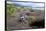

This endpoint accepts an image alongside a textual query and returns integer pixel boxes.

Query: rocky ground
[7,10,45,30]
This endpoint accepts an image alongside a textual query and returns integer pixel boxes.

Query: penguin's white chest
[21,16,25,20]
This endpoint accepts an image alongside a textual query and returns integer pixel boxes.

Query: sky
[7,1,44,10]
[7,1,44,8]
[14,2,44,8]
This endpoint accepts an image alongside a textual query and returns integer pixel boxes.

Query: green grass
[7,4,16,16]
[7,4,32,16]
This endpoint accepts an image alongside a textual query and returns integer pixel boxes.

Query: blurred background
[6,0,45,30]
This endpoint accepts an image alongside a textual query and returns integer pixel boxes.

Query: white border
[0,0,5,31]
